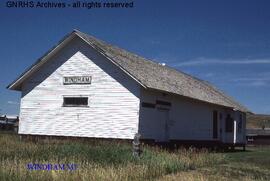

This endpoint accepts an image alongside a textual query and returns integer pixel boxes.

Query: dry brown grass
[0,132,269,181]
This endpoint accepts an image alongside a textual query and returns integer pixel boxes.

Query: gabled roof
[7,30,250,112]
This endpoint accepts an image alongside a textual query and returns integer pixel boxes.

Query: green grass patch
[0,133,270,180]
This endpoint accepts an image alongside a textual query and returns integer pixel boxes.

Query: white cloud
[191,70,270,87]
[249,81,267,87]
[203,73,215,77]
[7,101,19,105]
[155,55,270,87]
[231,72,270,87]
[174,57,270,67]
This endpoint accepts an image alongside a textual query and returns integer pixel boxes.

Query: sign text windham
[63,76,92,85]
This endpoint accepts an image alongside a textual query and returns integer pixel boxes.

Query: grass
[158,147,270,181]
[0,132,269,181]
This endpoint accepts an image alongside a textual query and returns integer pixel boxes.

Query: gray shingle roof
[7,30,250,112]
[75,30,249,112]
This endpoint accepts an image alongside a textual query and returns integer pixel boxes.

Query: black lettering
[36,2,65,8]
[29,1,34,7]
[72,2,80,8]
[103,2,134,8]
[6,1,15,8]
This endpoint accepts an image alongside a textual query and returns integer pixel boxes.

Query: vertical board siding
[19,37,140,139]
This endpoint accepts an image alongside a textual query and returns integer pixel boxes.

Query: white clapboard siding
[19,36,140,139]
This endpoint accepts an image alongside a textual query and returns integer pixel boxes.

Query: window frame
[156,100,171,106]
[62,96,89,107]
[141,102,155,108]
[213,110,218,139]
[225,114,234,133]
[238,113,243,133]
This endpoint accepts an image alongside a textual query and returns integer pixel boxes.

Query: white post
[233,120,237,144]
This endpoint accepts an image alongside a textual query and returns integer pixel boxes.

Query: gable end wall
[19,37,140,139]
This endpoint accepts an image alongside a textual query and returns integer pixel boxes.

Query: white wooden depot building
[8,30,249,147]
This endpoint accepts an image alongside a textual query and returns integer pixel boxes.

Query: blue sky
[1,0,270,115]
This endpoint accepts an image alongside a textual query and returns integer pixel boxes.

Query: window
[225,114,233,132]
[156,100,171,106]
[238,114,243,133]
[141,102,155,108]
[63,97,88,107]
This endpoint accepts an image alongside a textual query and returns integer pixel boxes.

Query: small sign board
[63,76,92,85]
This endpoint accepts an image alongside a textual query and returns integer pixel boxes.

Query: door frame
[156,107,170,142]
[213,110,218,140]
